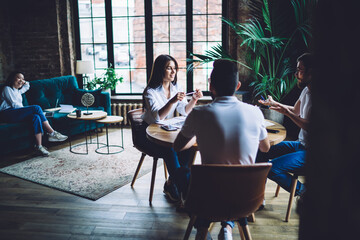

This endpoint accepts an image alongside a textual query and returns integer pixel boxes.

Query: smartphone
[266,128,279,133]
[161,125,178,131]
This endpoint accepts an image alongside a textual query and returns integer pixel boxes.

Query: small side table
[67,110,107,155]
[95,116,124,154]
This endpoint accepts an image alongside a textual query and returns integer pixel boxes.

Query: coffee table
[95,116,124,154]
[67,110,107,154]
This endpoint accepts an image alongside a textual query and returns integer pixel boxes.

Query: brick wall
[0,0,75,83]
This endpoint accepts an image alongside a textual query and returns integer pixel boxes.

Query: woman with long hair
[0,71,68,156]
[140,54,202,202]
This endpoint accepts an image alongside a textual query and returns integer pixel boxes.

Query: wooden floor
[0,128,300,240]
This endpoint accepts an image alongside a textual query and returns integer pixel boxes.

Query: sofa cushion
[26,76,78,109]
[72,88,103,108]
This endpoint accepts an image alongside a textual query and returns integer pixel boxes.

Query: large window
[76,0,224,95]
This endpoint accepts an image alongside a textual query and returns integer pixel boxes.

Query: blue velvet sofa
[0,75,111,155]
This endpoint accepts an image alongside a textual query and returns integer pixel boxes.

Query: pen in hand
[186,91,195,96]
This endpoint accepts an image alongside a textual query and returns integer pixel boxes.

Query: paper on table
[264,120,275,127]
[59,104,76,113]
[157,116,186,129]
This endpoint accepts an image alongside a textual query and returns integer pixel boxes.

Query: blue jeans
[0,105,47,134]
[174,167,247,229]
[256,141,306,195]
[136,123,193,183]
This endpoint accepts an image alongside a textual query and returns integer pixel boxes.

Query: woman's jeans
[256,141,306,196]
[136,122,193,183]
[0,105,47,134]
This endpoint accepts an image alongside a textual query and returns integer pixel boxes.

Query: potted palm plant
[188,0,316,122]
[86,65,123,95]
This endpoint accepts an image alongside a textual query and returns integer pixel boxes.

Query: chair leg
[248,213,256,223]
[163,161,168,180]
[285,177,298,222]
[149,157,158,204]
[237,222,252,240]
[131,153,146,187]
[183,215,197,240]
[275,184,280,197]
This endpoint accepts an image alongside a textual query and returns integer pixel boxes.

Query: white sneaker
[48,131,68,142]
[35,145,50,157]
[218,227,233,240]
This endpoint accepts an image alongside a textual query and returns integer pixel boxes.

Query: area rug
[0,128,159,200]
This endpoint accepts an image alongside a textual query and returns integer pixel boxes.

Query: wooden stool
[95,116,124,154]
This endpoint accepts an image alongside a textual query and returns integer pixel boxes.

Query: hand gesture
[169,92,185,104]
[258,95,277,107]
[192,89,203,101]
[270,104,290,116]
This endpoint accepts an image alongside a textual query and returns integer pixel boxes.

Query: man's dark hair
[297,53,313,72]
[210,59,238,96]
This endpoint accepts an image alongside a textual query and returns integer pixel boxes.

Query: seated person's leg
[256,141,300,163]
[174,167,191,199]
[268,149,306,195]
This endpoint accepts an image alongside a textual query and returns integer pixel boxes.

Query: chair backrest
[185,163,272,222]
[127,108,145,147]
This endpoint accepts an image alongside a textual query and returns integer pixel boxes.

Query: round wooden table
[67,110,108,154]
[146,119,286,148]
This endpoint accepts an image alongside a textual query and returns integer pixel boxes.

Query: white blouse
[142,83,188,124]
[0,83,30,111]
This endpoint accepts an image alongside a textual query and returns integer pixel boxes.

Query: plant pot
[260,107,284,125]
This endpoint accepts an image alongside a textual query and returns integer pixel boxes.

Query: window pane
[170,43,186,69]
[91,0,105,17]
[78,0,91,17]
[153,43,170,58]
[208,15,222,41]
[79,19,93,43]
[81,44,96,61]
[193,15,207,42]
[130,69,147,94]
[115,69,130,93]
[133,17,145,42]
[152,0,168,15]
[193,0,206,14]
[170,0,186,15]
[176,70,187,92]
[208,0,222,14]
[95,44,107,69]
[112,0,127,16]
[194,67,211,91]
[153,16,169,42]
[130,43,146,68]
[170,16,186,42]
[93,18,106,43]
[115,69,148,94]
[114,44,130,67]
[113,18,128,43]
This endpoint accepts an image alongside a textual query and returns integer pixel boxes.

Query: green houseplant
[86,65,123,92]
[188,0,316,103]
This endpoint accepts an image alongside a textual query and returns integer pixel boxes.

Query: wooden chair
[127,108,168,204]
[183,163,272,240]
[274,172,305,222]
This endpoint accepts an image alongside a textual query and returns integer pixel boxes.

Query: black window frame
[74,0,229,95]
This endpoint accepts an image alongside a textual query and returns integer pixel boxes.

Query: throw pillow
[72,88,102,108]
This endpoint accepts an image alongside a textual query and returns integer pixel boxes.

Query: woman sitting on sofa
[0,71,68,156]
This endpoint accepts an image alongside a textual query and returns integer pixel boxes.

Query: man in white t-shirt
[173,59,270,240]
[257,53,313,205]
